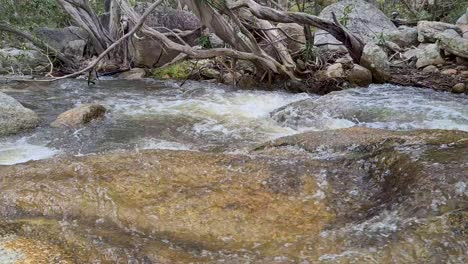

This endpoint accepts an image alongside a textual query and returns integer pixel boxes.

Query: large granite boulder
[129,7,201,67]
[314,0,397,51]
[436,29,468,59]
[34,26,89,62]
[0,92,40,136]
[383,26,419,48]
[277,23,306,53]
[0,48,48,74]
[417,21,462,43]
[455,8,467,25]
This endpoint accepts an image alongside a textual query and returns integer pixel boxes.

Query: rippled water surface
[1,80,467,165]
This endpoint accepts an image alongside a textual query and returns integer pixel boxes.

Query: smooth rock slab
[0,128,466,263]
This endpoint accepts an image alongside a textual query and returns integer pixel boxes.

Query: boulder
[0,92,40,136]
[326,63,345,78]
[383,26,419,48]
[360,43,390,83]
[461,25,468,39]
[314,0,396,51]
[34,26,89,61]
[348,64,372,86]
[416,44,445,68]
[417,21,462,43]
[277,23,306,53]
[422,65,439,73]
[118,68,146,80]
[441,69,457,75]
[208,33,224,48]
[452,83,465,94]
[51,104,106,128]
[436,29,468,59]
[456,8,467,25]
[222,72,241,84]
[0,48,48,74]
[402,47,421,60]
[129,7,201,67]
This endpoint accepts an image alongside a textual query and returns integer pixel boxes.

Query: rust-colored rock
[51,104,106,128]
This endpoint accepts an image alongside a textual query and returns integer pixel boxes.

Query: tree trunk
[228,0,365,62]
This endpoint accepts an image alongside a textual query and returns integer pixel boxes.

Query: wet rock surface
[0,127,467,263]
[51,103,106,128]
[0,92,40,136]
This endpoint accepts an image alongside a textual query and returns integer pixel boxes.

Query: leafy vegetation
[152,61,193,79]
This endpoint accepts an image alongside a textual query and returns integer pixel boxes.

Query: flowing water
[0,80,467,263]
[1,80,467,165]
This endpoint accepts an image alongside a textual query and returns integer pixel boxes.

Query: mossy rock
[152,61,193,80]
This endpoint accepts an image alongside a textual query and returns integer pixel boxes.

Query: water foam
[0,138,58,165]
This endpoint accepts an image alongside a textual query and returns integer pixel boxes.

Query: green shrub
[152,61,193,80]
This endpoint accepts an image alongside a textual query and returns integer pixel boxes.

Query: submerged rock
[0,92,40,136]
[0,128,466,263]
[51,104,106,128]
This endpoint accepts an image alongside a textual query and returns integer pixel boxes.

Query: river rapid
[0,80,467,263]
[1,80,467,165]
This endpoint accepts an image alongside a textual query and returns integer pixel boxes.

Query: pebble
[452,83,466,94]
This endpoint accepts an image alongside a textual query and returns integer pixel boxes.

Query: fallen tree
[0,0,366,81]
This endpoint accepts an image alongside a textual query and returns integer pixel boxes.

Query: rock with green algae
[0,127,466,263]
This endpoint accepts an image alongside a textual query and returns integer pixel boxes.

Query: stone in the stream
[118,68,146,80]
[326,63,344,78]
[314,0,396,51]
[416,44,445,68]
[0,92,40,136]
[417,21,462,43]
[452,83,466,94]
[0,128,466,263]
[348,64,372,87]
[51,104,106,128]
[360,43,390,83]
[436,29,468,59]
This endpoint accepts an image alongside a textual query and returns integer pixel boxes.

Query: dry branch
[228,0,364,62]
